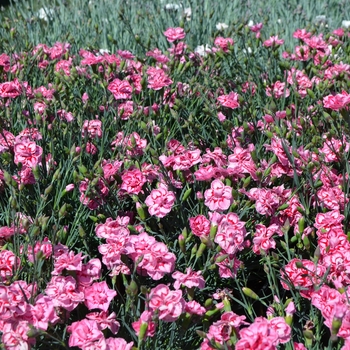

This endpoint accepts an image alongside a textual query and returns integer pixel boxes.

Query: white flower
[195,44,211,57]
[164,3,181,11]
[247,20,254,27]
[36,7,54,21]
[183,7,192,21]
[342,20,350,28]
[314,15,327,25]
[98,49,110,55]
[216,22,228,30]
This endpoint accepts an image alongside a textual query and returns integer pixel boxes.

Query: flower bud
[242,287,259,300]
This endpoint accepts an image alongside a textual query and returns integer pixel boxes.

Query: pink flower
[0,79,22,98]
[266,81,290,98]
[263,35,284,47]
[132,310,156,338]
[121,168,146,195]
[67,319,104,348]
[108,78,133,99]
[77,258,102,286]
[14,140,43,168]
[84,281,117,312]
[82,92,89,103]
[147,67,173,90]
[55,59,72,75]
[105,338,134,350]
[79,177,109,210]
[185,300,206,315]
[164,27,186,42]
[52,250,85,275]
[0,250,20,282]
[82,119,103,138]
[172,268,205,289]
[217,92,240,109]
[86,311,120,334]
[323,92,350,110]
[280,258,327,299]
[148,284,185,321]
[204,179,233,211]
[2,321,35,350]
[45,275,84,311]
[189,215,211,237]
[214,37,234,52]
[145,183,176,218]
[50,42,70,60]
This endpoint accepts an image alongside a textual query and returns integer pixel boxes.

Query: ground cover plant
[2,0,350,349]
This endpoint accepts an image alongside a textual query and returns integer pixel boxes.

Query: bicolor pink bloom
[145,183,176,218]
[84,281,117,312]
[189,215,211,237]
[148,284,185,322]
[280,258,327,299]
[14,140,43,168]
[217,92,240,109]
[67,319,104,348]
[108,78,133,99]
[164,27,186,42]
[204,179,233,211]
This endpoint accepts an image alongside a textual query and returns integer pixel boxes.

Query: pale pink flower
[77,258,102,286]
[172,268,205,289]
[2,320,35,350]
[266,81,290,98]
[52,250,85,275]
[145,183,176,218]
[204,179,233,211]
